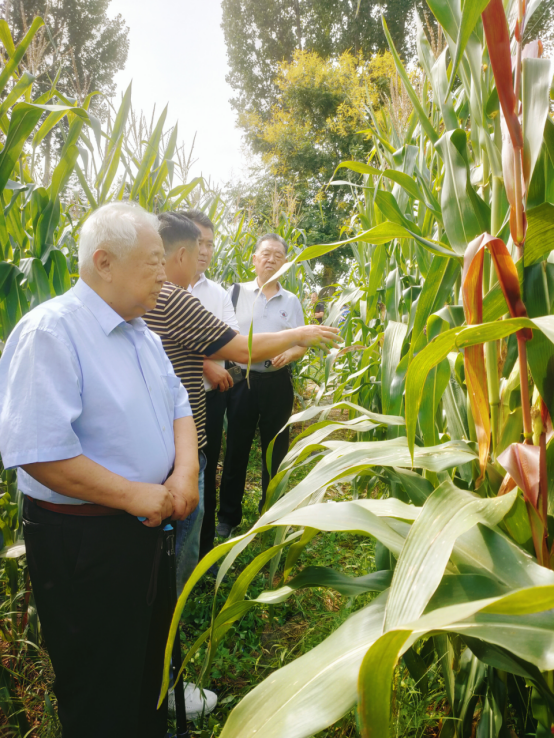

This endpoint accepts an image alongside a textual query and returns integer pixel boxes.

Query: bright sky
[108,0,246,187]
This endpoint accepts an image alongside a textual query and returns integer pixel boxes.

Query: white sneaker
[168,681,218,721]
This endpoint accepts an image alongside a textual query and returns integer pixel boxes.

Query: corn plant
[160,1,554,737]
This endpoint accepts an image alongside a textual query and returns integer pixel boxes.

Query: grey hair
[78,202,160,273]
[254,233,288,255]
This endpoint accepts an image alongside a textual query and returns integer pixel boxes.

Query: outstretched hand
[296,324,341,350]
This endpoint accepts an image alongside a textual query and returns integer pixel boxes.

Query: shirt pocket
[161,373,182,413]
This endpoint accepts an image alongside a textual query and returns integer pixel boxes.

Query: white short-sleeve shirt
[189,273,239,391]
[230,279,305,373]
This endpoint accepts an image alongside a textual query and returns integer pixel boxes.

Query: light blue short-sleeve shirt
[0,279,192,505]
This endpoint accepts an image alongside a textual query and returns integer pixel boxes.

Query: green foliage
[4,2,554,737]
[221,0,424,124]
[157,1,554,737]
[4,0,129,105]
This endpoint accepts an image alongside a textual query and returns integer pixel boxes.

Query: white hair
[78,201,160,273]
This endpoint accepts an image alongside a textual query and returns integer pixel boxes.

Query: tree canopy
[221,0,420,124]
[243,50,396,181]
[232,50,400,281]
[2,0,129,105]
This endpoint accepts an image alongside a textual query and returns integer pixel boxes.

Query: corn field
[3,0,554,736]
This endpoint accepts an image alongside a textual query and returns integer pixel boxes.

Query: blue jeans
[175,451,206,594]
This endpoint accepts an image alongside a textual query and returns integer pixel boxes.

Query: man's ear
[92,249,114,283]
[175,246,187,265]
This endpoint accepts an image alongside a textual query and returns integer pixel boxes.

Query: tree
[221,0,421,124]
[244,50,395,179]
[1,0,129,105]
[231,50,399,281]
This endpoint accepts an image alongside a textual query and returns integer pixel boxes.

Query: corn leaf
[432,49,459,131]
[359,630,412,738]
[129,105,168,200]
[425,0,459,40]
[408,256,450,364]
[381,16,438,146]
[405,316,554,459]
[220,593,389,738]
[481,0,523,150]
[49,144,79,200]
[0,20,16,58]
[436,130,483,254]
[332,162,425,201]
[524,202,554,266]
[0,72,35,120]
[448,0,490,96]
[0,16,44,95]
[522,58,553,188]
[382,321,408,416]
[498,444,541,507]
[296,222,456,261]
[462,235,490,479]
[95,82,133,191]
[384,481,517,629]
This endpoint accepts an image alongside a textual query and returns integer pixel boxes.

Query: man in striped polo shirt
[145,213,339,593]
[182,210,239,563]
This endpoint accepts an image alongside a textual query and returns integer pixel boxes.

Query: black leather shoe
[215,522,236,539]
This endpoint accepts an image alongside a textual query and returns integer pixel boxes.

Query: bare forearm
[251,331,303,362]
[172,416,199,481]
[212,331,299,364]
[211,324,339,363]
[22,453,176,526]
[286,346,308,361]
[21,455,134,508]
[162,416,200,519]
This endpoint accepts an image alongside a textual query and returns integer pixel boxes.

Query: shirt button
[162,426,166,431]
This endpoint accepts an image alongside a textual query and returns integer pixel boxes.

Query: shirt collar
[244,278,282,295]
[189,272,207,292]
[73,278,139,336]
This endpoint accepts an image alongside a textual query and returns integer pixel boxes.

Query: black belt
[241,367,291,379]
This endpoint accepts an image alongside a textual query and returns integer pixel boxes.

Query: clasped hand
[133,471,199,527]
[164,470,199,521]
[203,358,234,392]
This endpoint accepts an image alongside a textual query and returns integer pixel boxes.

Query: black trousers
[199,389,228,559]
[23,497,170,738]
[218,368,294,527]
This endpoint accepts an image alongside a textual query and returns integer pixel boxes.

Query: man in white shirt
[184,210,239,560]
[217,234,307,537]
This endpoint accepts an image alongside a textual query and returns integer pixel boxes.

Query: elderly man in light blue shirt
[0,202,199,738]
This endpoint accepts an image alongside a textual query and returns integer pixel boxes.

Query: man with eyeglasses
[216,234,307,538]
[182,210,239,561]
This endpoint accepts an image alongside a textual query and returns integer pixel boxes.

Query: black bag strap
[231,282,240,309]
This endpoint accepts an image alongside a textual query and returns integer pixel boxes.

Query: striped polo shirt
[144,282,236,448]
